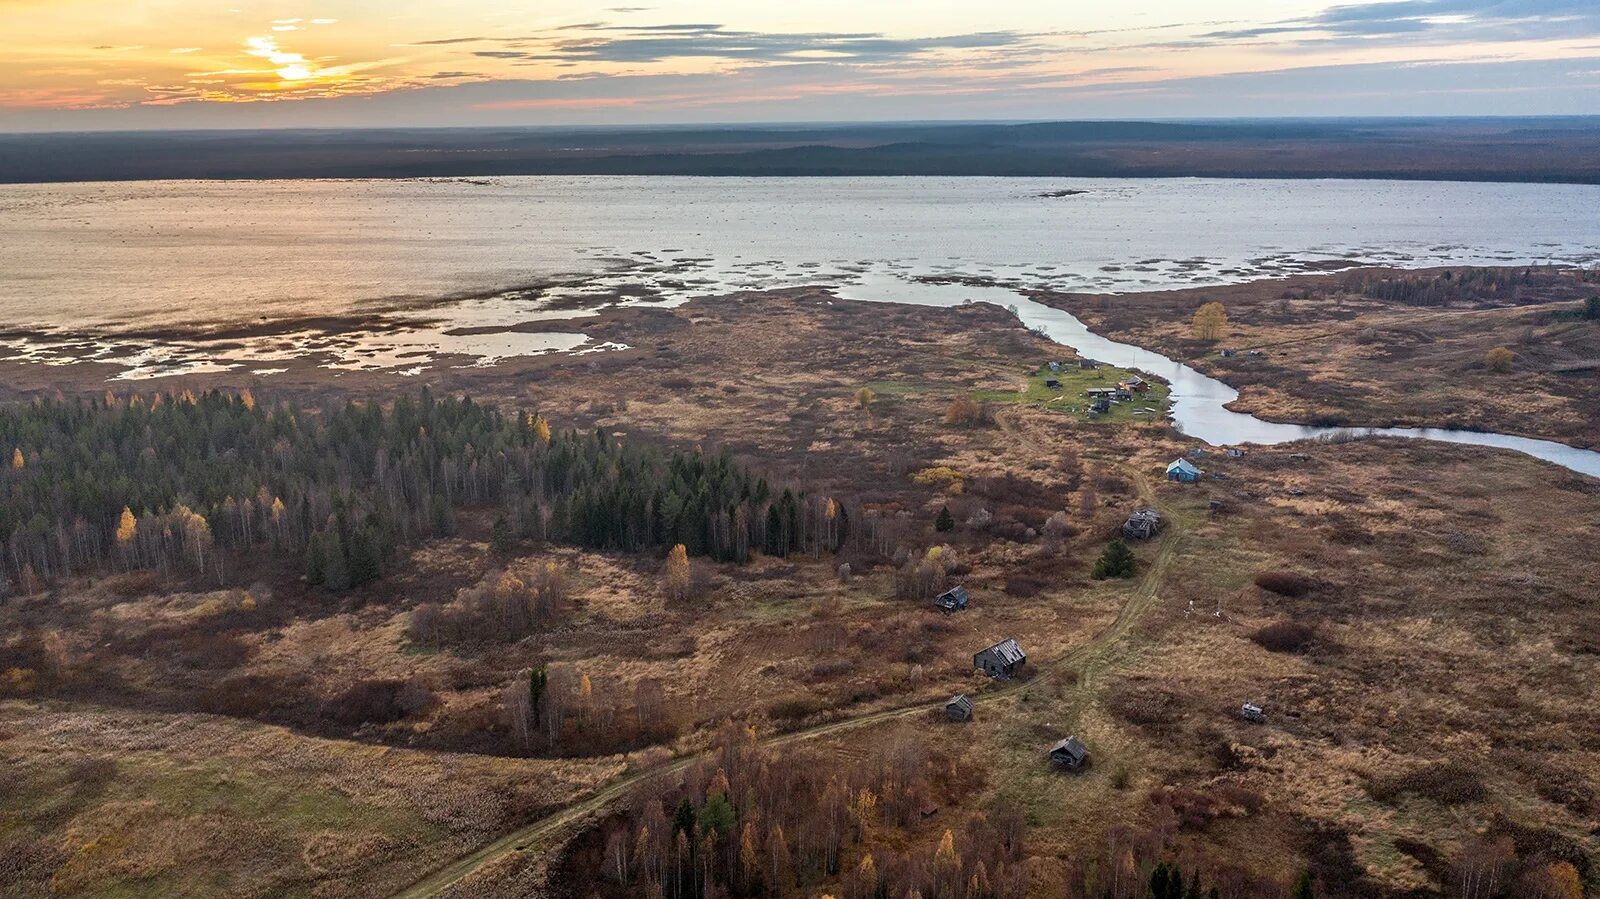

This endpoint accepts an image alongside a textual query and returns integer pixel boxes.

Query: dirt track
[395,413,1182,899]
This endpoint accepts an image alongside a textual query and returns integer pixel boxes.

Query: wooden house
[1119,377,1149,393]
[1166,458,1201,483]
[935,586,970,613]
[1240,703,1266,723]
[945,695,974,721]
[1049,736,1089,771]
[974,638,1026,679]
[1122,507,1162,540]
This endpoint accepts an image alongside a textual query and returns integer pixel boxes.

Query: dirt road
[396,414,1177,898]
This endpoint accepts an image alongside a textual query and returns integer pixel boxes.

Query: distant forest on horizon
[3,117,1599,184]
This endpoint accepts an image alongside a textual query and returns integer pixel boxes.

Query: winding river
[842,274,1600,479]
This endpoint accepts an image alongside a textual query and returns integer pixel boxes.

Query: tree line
[0,388,842,593]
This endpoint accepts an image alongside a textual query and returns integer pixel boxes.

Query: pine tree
[935,505,955,532]
[1290,870,1315,899]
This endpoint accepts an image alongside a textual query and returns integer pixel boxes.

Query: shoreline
[0,264,1595,466]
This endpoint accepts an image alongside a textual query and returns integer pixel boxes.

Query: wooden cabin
[1240,703,1266,723]
[1049,736,1089,771]
[1166,458,1202,483]
[945,695,974,721]
[1122,507,1162,540]
[974,638,1026,680]
[935,586,970,613]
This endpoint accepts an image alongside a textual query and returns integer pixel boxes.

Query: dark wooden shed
[944,694,974,721]
[974,638,1026,679]
[1122,507,1162,540]
[1049,736,1089,771]
[935,585,970,613]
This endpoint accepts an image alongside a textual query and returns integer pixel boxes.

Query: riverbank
[1035,266,1600,450]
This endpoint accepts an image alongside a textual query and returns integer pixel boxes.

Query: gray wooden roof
[982,638,1025,665]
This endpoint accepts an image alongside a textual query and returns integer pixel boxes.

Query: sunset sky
[2,0,1599,130]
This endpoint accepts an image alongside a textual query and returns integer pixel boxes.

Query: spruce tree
[304,532,326,585]
[1091,540,1136,580]
[935,505,955,532]
[491,515,514,554]
[1290,870,1315,899]
[321,531,353,591]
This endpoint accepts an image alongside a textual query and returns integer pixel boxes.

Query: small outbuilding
[1122,507,1162,540]
[1048,361,1062,373]
[1048,736,1090,771]
[935,586,970,613]
[1089,398,1111,415]
[1079,359,1100,370]
[974,638,1027,680]
[1166,458,1202,483]
[1240,703,1266,723]
[945,694,974,721]
[1119,377,1149,393]
[1044,378,1062,390]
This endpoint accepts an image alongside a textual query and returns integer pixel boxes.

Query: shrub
[1253,570,1317,598]
[766,693,823,722]
[320,678,436,727]
[1251,620,1316,654]
[1369,762,1486,806]
[1585,296,1599,320]
[1485,346,1515,373]
[944,395,989,427]
[1091,541,1136,580]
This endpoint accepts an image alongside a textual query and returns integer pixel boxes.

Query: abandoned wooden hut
[973,638,1026,679]
[1048,736,1089,771]
[1122,507,1162,540]
[1079,359,1099,370]
[935,586,970,613]
[1044,378,1062,390]
[945,694,974,721]
[1048,361,1062,373]
[1240,703,1266,723]
[1166,458,1202,483]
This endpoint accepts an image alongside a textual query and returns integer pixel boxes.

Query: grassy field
[974,363,1172,424]
[1,278,1596,898]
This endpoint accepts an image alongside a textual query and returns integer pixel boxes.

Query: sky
[2,0,1599,131]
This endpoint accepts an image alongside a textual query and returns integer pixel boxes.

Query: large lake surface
[1,176,1598,475]
[4,176,1598,329]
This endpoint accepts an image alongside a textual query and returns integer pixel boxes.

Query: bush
[1585,296,1599,320]
[320,678,436,727]
[1485,346,1515,373]
[1369,762,1486,806]
[944,395,990,427]
[766,693,823,722]
[1253,570,1317,598]
[1091,541,1136,580]
[1251,620,1316,654]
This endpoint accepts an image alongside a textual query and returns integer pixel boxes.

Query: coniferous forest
[0,388,836,593]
